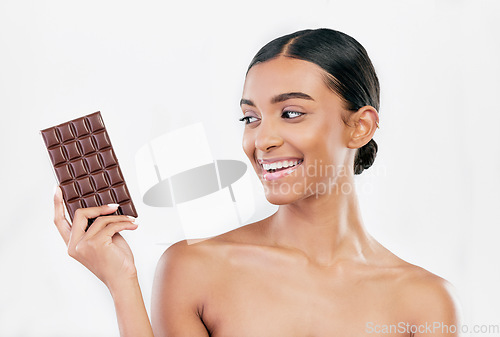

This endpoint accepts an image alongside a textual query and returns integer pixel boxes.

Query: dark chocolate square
[70,160,87,178]
[83,194,99,208]
[64,141,81,160]
[112,184,130,203]
[67,200,83,217]
[77,176,94,196]
[80,136,96,155]
[87,113,105,132]
[91,171,109,191]
[48,146,67,166]
[98,189,115,205]
[85,153,102,173]
[54,165,73,183]
[100,148,117,168]
[57,123,75,142]
[41,128,60,148]
[72,118,90,137]
[61,182,79,201]
[93,131,111,150]
[106,166,123,186]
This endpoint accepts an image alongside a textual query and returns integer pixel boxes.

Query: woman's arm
[53,187,154,337]
[110,277,154,337]
[151,241,211,336]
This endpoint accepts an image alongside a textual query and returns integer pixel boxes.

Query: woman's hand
[53,186,139,290]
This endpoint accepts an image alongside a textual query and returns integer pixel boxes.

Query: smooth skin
[54,56,461,337]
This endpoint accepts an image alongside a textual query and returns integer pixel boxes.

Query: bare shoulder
[394,262,462,324]
[154,238,218,285]
[152,223,264,311]
[366,239,461,317]
[362,237,461,325]
[157,239,210,267]
[154,220,266,280]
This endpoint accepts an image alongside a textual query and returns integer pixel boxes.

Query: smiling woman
[53,28,460,337]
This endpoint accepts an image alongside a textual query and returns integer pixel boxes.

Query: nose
[254,118,283,152]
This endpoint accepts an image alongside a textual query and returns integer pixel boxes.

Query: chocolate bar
[41,111,138,223]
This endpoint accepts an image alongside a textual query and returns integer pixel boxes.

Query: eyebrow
[240,92,315,107]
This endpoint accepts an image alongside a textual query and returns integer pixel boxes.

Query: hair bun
[354,139,378,175]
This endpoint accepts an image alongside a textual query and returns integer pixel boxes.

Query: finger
[84,215,136,239]
[88,221,138,245]
[54,186,71,245]
[102,221,139,239]
[68,203,120,250]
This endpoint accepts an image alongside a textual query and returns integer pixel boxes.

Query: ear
[346,106,379,149]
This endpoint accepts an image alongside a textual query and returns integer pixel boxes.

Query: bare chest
[200,263,412,337]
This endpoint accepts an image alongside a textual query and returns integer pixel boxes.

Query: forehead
[243,56,330,101]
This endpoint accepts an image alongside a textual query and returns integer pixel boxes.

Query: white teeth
[261,159,302,171]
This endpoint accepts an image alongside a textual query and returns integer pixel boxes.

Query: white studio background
[1,0,499,336]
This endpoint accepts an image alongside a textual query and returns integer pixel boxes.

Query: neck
[266,176,374,267]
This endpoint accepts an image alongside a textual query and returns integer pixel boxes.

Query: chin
[261,182,306,205]
[264,194,296,205]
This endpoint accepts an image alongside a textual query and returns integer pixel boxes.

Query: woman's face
[241,56,355,205]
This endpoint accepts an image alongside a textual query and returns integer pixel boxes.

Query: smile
[258,158,304,181]
[261,159,302,172]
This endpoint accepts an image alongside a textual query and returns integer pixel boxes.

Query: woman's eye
[239,116,259,124]
[282,110,304,119]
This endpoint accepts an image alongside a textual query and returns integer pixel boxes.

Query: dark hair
[247,28,379,175]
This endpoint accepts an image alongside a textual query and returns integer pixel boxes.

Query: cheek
[304,120,344,163]
[324,126,344,154]
[300,120,331,148]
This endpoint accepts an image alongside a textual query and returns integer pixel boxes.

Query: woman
[53,28,460,336]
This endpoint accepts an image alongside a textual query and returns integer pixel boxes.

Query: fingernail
[107,203,120,208]
[126,216,136,223]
